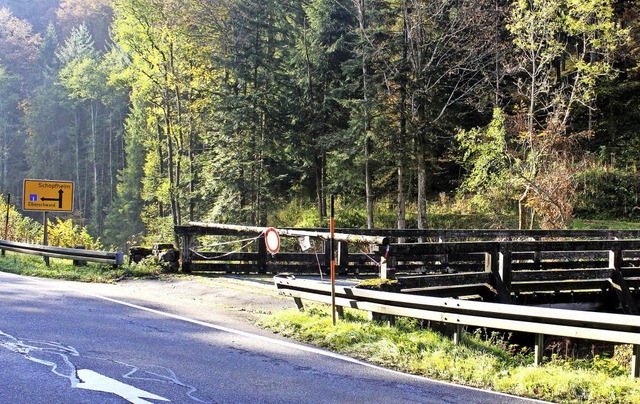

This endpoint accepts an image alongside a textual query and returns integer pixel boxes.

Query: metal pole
[330,194,336,326]
[2,193,9,256]
[43,212,49,266]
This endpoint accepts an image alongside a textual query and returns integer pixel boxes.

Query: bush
[574,168,640,220]
[46,218,102,249]
[0,198,41,243]
[271,199,322,228]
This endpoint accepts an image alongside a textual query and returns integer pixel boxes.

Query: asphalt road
[0,272,542,403]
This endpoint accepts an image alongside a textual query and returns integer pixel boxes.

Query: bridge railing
[175,223,388,274]
[274,275,640,377]
[175,223,640,275]
[375,239,640,312]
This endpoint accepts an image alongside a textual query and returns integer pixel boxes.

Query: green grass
[0,251,163,283]
[259,305,640,403]
[569,219,640,230]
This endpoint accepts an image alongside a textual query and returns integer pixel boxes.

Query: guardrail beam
[0,239,123,266]
[275,276,640,377]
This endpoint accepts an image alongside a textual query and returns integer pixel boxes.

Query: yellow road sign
[23,179,74,212]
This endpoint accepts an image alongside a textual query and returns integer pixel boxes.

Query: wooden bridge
[175,223,640,312]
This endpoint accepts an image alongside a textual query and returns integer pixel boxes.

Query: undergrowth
[259,305,640,403]
[0,251,163,283]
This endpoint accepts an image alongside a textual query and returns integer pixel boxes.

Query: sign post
[2,193,9,256]
[43,212,49,266]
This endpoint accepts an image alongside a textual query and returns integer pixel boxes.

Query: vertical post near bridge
[180,232,191,273]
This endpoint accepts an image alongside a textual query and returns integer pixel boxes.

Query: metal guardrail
[274,275,640,377]
[0,239,124,265]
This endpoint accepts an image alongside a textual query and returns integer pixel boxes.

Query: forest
[0,0,639,249]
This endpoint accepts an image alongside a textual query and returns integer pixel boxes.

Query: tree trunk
[417,134,427,231]
[156,122,164,218]
[365,135,374,229]
[74,107,83,216]
[397,150,406,240]
[398,5,409,242]
[90,102,100,233]
[188,115,196,222]
[357,0,374,229]
[164,102,178,229]
[315,154,326,220]
[303,17,326,221]
[518,185,529,230]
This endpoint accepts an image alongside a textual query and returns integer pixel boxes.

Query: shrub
[574,168,640,220]
[46,218,103,250]
[0,198,41,243]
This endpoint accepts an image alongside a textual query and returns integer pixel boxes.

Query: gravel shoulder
[79,274,302,334]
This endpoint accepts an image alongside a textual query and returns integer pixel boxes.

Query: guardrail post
[534,334,545,367]
[632,345,640,378]
[369,312,395,326]
[72,245,87,266]
[293,297,304,311]
[453,324,464,345]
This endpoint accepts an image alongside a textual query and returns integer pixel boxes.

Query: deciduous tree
[507,0,625,228]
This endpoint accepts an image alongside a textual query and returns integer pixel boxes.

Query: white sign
[298,236,311,251]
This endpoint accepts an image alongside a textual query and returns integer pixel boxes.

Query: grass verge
[0,251,163,283]
[259,305,640,403]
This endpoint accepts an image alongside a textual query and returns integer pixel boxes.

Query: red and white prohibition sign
[264,227,280,254]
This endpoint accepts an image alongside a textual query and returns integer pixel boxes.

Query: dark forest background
[0,0,639,248]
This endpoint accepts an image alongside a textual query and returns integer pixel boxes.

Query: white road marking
[77,369,170,404]
[0,328,173,402]
[0,330,81,386]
